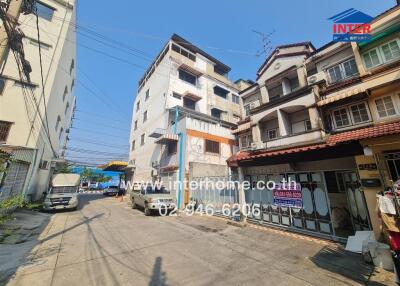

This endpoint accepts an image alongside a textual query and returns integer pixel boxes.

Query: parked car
[103,185,119,196]
[89,182,101,190]
[130,185,176,216]
[43,174,80,211]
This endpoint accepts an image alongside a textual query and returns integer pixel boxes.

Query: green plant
[0,195,24,210]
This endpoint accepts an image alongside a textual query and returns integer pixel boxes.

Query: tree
[55,162,72,174]
[80,167,95,181]
[92,173,112,183]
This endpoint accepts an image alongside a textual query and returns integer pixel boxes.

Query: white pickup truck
[43,173,81,211]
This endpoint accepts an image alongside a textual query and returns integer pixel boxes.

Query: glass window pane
[36,2,54,21]
[343,58,358,77]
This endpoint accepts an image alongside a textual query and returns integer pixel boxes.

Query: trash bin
[368,241,394,271]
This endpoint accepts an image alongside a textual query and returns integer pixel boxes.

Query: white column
[277,110,290,136]
[308,107,320,129]
[260,85,269,104]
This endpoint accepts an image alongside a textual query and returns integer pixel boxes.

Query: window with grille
[205,140,219,154]
[333,108,350,128]
[267,128,278,140]
[134,120,138,130]
[362,39,400,69]
[145,89,150,101]
[375,96,397,118]
[0,121,12,142]
[330,102,371,129]
[327,58,358,84]
[350,103,370,123]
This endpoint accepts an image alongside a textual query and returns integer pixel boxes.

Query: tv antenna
[252,29,275,57]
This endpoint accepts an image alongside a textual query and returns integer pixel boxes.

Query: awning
[98,161,128,172]
[183,92,202,102]
[179,63,203,77]
[317,84,366,106]
[232,122,252,134]
[155,134,179,144]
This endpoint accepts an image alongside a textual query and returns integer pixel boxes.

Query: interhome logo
[329,8,373,42]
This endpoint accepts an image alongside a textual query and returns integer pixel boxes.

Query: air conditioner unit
[249,100,260,109]
[307,72,326,85]
[250,142,265,150]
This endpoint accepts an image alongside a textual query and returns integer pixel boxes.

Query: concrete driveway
[5,194,394,286]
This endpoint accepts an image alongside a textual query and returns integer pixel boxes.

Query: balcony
[265,129,324,149]
[149,128,166,138]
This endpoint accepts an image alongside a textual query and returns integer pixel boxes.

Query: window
[330,102,371,129]
[327,58,358,83]
[65,102,70,115]
[291,120,312,134]
[62,86,67,101]
[167,142,177,155]
[240,133,253,149]
[205,140,220,154]
[333,108,350,128]
[232,94,240,104]
[131,140,135,151]
[214,65,228,77]
[143,111,148,122]
[362,39,400,69]
[350,103,370,123]
[36,1,55,21]
[145,89,150,101]
[134,120,138,130]
[266,128,278,140]
[136,101,140,111]
[0,78,5,95]
[375,96,397,118]
[213,86,229,99]
[39,160,49,170]
[59,127,64,139]
[55,116,61,131]
[171,44,196,61]
[172,92,182,99]
[268,85,283,100]
[69,59,75,75]
[141,134,145,145]
[178,69,197,85]
[244,104,251,116]
[0,120,12,142]
[183,97,196,110]
[211,108,222,119]
[381,40,400,62]
[71,79,75,93]
[362,49,381,69]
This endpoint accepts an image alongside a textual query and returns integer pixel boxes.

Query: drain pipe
[174,106,184,209]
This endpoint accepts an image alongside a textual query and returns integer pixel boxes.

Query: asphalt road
[6,194,393,286]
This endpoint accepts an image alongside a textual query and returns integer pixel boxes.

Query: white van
[43,174,81,211]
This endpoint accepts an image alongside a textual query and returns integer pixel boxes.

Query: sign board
[272,183,302,208]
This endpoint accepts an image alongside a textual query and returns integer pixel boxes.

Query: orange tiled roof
[228,121,400,164]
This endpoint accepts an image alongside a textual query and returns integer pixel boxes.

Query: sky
[66,0,396,166]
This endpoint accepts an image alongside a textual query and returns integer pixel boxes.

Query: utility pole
[0,0,24,68]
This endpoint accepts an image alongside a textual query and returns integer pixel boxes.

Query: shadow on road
[149,257,167,286]
[309,245,380,284]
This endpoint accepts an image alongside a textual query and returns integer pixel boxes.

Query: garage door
[0,162,29,200]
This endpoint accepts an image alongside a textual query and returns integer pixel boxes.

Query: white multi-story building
[128,34,249,206]
[0,0,76,201]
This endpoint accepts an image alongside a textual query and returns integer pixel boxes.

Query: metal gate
[245,172,333,237]
[0,161,29,200]
[190,175,239,216]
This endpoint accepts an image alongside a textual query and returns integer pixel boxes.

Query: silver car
[130,185,176,216]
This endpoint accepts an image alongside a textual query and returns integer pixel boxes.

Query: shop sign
[273,183,302,208]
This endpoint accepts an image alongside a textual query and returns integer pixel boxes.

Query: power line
[74,109,130,124]
[73,117,130,132]
[70,126,129,139]
[65,146,127,156]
